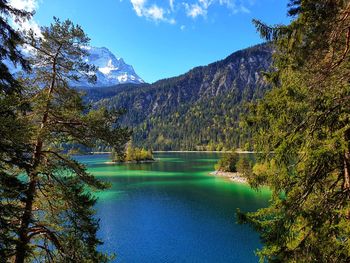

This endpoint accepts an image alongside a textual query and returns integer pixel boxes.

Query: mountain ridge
[87,43,273,150]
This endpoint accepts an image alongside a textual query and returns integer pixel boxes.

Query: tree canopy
[0,17,130,262]
[239,1,350,262]
[0,1,33,260]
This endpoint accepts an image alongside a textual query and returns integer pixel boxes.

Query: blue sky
[14,0,290,83]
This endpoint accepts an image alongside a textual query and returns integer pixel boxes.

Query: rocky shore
[209,171,247,184]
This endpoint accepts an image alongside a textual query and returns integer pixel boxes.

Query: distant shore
[209,171,248,184]
[89,150,256,154]
[153,150,255,153]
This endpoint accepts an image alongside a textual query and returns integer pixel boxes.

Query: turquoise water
[76,152,270,262]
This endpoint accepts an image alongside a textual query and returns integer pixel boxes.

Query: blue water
[77,152,270,262]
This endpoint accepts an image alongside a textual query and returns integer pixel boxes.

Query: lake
[75,152,270,263]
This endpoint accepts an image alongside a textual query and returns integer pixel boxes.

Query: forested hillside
[88,43,272,150]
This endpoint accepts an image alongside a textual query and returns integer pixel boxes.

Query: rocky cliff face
[90,43,272,150]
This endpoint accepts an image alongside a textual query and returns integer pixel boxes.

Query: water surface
[76,152,270,263]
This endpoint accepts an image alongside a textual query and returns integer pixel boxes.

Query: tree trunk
[14,173,37,263]
[14,51,58,262]
[344,152,350,190]
[14,124,49,263]
[344,129,350,220]
[344,129,350,191]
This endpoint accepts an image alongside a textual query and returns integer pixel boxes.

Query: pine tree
[215,152,239,172]
[238,1,350,262]
[1,18,131,262]
[0,1,34,260]
[0,0,32,93]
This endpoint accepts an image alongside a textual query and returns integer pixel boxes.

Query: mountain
[87,43,273,151]
[73,46,144,88]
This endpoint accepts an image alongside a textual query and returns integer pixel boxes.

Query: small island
[211,152,252,184]
[108,143,155,164]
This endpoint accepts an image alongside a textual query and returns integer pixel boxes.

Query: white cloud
[184,3,206,18]
[8,0,42,36]
[9,0,38,12]
[145,5,176,23]
[130,0,146,16]
[146,5,165,20]
[182,0,251,19]
[169,0,175,11]
[130,0,175,23]
[127,0,253,23]
[8,0,42,54]
[219,0,251,14]
[182,0,213,19]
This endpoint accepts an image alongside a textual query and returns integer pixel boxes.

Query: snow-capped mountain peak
[74,46,144,88]
[99,59,116,75]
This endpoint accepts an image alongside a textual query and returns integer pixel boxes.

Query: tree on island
[215,152,239,172]
[238,1,350,262]
[215,153,253,180]
[0,17,130,262]
[111,142,154,163]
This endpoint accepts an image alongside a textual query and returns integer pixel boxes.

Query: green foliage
[91,44,272,151]
[0,0,31,94]
[0,18,130,262]
[112,143,154,163]
[215,153,239,172]
[236,157,252,177]
[239,1,350,262]
[0,2,33,260]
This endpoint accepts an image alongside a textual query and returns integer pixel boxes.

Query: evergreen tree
[215,152,239,172]
[238,1,350,262]
[0,0,31,93]
[236,157,252,178]
[114,141,154,163]
[1,18,130,262]
[0,1,33,260]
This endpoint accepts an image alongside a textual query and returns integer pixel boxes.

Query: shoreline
[90,150,256,154]
[209,171,248,184]
[153,150,255,153]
